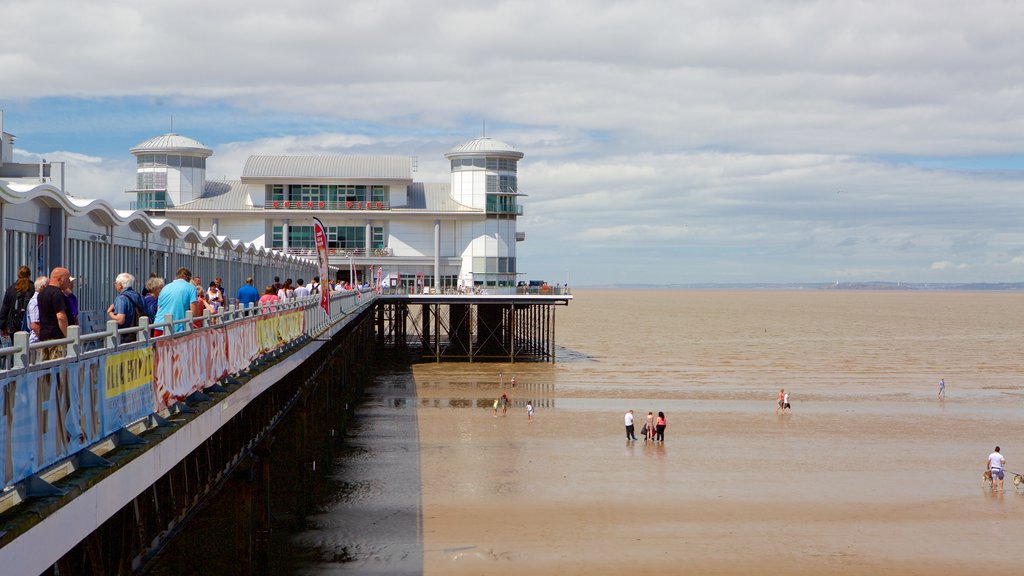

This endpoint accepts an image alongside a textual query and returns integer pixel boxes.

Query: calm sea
[148,290,1024,574]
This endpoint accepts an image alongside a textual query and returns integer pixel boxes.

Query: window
[371,226,385,249]
[486,175,517,194]
[371,185,386,203]
[137,171,167,190]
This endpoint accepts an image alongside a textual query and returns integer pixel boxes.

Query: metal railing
[0,289,375,493]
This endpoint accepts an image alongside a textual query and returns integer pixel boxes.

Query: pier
[0,139,569,575]
[376,292,571,362]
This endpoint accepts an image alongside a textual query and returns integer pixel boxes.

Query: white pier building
[127,134,526,292]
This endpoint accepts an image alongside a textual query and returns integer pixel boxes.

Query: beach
[282,290,1024,575]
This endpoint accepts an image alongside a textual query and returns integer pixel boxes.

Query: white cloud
[5,0,1024,283]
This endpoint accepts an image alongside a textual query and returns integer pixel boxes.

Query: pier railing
[0,288,375,499]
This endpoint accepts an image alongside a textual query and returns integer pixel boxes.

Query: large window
[451,157,518,172]
[272,225,368,250]
[486,194,520,214]
[137,154,205,169]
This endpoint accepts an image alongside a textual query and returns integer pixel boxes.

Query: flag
[313,217,330,316]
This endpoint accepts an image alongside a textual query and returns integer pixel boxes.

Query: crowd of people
[0,265,368,364]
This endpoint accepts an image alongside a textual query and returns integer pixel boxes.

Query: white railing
[0,288,375,492]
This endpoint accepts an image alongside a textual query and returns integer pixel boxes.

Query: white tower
[445,137,525,288]
[128,133,213,213]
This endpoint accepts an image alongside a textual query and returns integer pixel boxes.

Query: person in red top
[655,411,666,442]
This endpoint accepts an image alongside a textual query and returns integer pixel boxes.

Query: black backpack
[6,289,31,334]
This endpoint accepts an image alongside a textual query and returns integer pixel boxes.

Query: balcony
[264,200,391,211]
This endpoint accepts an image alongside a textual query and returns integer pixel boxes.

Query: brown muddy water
[152,290,1024,575]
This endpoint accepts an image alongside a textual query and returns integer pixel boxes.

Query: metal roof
[173,180,250,211]
[130,133,213,157]
[405,182,478,212]
[445,137,524,159]
[242,155,413,180]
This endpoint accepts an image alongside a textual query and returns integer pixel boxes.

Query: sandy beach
[410,291,1024,575]
[414,370,1024,575]
[275,291,1024,575]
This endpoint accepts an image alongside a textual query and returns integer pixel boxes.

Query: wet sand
[413,291,1024,575]
[415,374,1024,575]
[282,291,1024,575]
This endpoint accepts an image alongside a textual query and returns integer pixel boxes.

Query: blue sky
[3,0,1024,286]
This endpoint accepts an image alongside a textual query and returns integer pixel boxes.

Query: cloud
[4,1,1024,284]
[930,261,967,271]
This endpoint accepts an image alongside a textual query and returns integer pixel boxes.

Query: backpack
[117,290,147,343]
[6,289,31,335]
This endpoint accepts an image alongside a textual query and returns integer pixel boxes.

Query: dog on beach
[982,469,993,488]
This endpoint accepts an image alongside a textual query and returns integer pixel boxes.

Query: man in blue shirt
[237,277,260,312]
[153,268,199,334]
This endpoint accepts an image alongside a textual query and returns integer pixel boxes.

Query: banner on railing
[153,329,230,411]
[0,294,345,489]
[313,217,330,316]
[224,318,259,375]
[1,358,105,488]
[104,347,154,432]
[256,310,305,354]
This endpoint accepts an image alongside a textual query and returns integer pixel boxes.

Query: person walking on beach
[655,411,666,442]
[624,409,638,441]
[783,391,791,413]
[501,393,510,416]
[776,389,785,414]
[526,400,534,422]
[938,378,945,399]
[987,446,1006,492]
[644,411,655,441]
[493,397,500,418]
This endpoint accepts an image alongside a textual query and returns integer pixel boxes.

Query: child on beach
[526,401,534,422]
[493,397,499,418]
[783,391,791,412]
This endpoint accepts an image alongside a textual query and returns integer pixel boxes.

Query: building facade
[128,135,526,292]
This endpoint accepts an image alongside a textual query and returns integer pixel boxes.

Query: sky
[3,0,1024,286]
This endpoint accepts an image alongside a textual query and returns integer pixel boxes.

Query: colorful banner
[0,305,313,487]
[255,310,305,354]
[224,317,260,375]
[313,217,330,316]
[153,330,230,411]
[1,357,105,488]
[104,347,154,432]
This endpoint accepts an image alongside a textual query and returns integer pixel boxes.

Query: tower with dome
[133,133,526,292]
[127,133,213,214]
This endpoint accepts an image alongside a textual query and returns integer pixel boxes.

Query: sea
[146,289,1024,575]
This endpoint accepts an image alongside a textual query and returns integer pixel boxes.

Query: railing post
[185,311,194,331]
[66,325,81,358]
[12,331,29,368]
[106,320,120,350]
[139,317,150,342]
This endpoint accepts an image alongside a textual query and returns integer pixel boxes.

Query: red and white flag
[313,217,330,316]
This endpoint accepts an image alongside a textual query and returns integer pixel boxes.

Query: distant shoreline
[574,282,1024,291]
